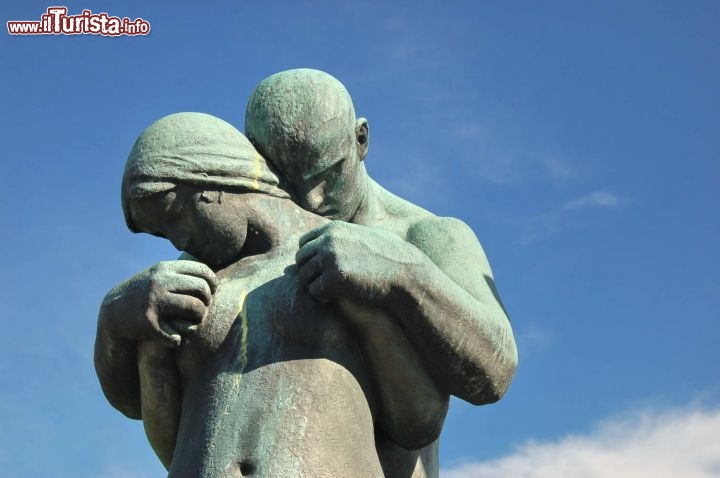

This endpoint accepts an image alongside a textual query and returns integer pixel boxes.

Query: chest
[176,258,358,379]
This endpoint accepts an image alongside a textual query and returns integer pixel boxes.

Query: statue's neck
[349,173,380,227]
[242,197,324,255]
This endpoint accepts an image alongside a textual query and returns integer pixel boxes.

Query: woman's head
[122,112,289,232]
[122,112,290,266]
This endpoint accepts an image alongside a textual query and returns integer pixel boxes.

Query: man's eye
[330,158,346,173]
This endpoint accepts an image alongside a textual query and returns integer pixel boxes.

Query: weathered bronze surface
[94,70,517,477]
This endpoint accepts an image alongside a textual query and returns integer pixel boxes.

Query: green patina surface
[94,70,517,478]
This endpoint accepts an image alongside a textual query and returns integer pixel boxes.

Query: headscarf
[121,112,289,231]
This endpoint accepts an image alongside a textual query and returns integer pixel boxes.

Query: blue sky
[2,1,718,477]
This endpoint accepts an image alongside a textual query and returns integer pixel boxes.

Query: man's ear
[355,118,369,162]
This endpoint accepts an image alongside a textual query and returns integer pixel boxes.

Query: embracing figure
[95,70,517,478]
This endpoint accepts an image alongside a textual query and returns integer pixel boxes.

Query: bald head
[245,69,370,220]
[246,69,367,179]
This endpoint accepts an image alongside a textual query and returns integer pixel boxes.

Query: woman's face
[129,185,248,268]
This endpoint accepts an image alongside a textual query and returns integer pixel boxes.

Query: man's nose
[303,182,325,212]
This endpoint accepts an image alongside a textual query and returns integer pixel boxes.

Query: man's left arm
[296,218,518,405]
[401,216,517,404]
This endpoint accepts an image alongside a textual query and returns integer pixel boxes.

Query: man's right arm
[94,261,218,418]
[95,281,144,419]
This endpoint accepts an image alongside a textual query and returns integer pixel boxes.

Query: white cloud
[442,406,720,478]
[562,192,620,211]
[519,191,623,243]
[515,324,554,357]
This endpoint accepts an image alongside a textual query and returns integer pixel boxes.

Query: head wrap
[121,112,289,231]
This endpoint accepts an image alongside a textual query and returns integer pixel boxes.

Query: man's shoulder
[407,215,478,249]
[369,180,478,244]
[406,216,494,296]
[409,214,472,231]
[369,180,437,230]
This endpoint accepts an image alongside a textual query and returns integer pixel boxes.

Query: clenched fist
[100,260,218,347]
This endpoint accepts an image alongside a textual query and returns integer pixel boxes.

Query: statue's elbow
[463,380,507,406]
[400,425,443,451]
[386,396,449,450]
[94,355,142,420]
[98,379,143,420]
[99,383,142,420]
[117,402,143,420]
[463,353,518,406]
[390,423,442,451]
[493,354,518,402]
[482,372,514,405]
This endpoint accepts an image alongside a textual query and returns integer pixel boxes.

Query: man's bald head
[245,69,370,221]
[245,69,366,180]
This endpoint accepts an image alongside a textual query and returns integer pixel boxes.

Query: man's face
[129,185,248,268]
[275,130,365,222]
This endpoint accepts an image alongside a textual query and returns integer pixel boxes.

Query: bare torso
[167,244,383,478]
[139,182,452,478]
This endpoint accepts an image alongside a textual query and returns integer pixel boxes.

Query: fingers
[152,293,208,346]
[166,260,219,293]
[152,260,217,305]
[295,236,323,267]
[168,318,199,335]
[168,275,214,306]
[157,321,182,348]
[160,293,208,325]
[143,261,217,346]
[298,222,333,248]
[308,273,332,305]
[297,254,323,284]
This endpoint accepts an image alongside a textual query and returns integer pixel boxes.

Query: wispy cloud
[442,405,720,478]
[520,191,623,244]
[562,192,620,211]
[515,324,554,358]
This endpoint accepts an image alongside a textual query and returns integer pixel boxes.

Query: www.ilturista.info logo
[7,7,150,36]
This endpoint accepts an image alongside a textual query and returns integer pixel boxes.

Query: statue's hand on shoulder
[295,221,423,308]
[101,260,218,347]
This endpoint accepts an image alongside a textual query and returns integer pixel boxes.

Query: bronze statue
[95,70,517,478]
